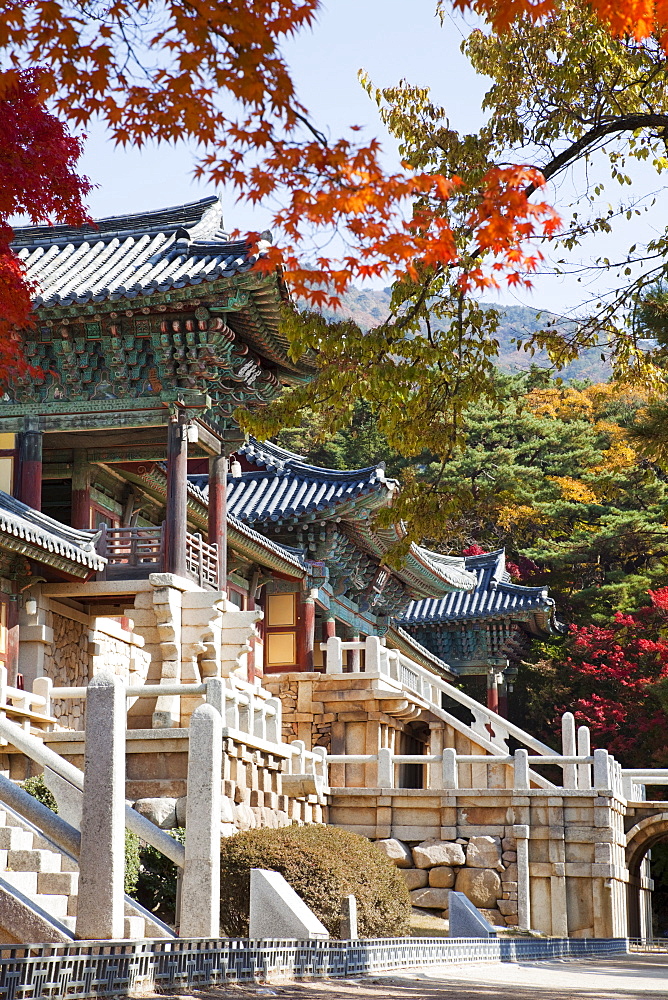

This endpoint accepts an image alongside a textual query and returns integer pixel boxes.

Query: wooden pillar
[71,450,91,529]
[486,669,499,714]
[16,421,42,510]
[165,411,188,578]
[497,674,508,718]
[297,592,316,672]
[208,453,227,593]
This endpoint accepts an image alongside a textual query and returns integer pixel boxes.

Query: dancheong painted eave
[400,548,566,636]
[10,196,316,383]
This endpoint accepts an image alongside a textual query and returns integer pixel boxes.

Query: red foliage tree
[0,69,92,384]
[558,589,668,767]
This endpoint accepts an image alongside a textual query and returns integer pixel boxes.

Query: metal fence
[0,937,629,999]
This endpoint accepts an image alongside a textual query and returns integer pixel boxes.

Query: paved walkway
[169,953,668,1000]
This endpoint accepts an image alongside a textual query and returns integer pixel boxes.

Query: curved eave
[402,544,477,596]
[405,600,567,638]
[0,493,104,576]
[227,515,307,577]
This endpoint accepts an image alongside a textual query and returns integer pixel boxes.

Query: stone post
[348,635,361,673]
[514,823,531,932]
[514,748,530,789]
[441,747,458,789]
[577,725,591,789]
[325,635,342,673]
[180,703,222,938]
[365,635,382,673]
[593,748,612,790]
[340,894,358,939]
[377,746,393,788]
[76,671,126,940]
[561,711,577,788]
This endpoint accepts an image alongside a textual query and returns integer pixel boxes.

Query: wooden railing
[185,532,219,589]
[97,524,164,578]
[96,524,219,589]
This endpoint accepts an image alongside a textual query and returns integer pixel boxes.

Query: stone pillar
[70,450,90,529]
[577,725,591,789]
[323,618,336,671]
[208,453,227,593]
[76,672,126,940]
[297,591,316,672]
[180,703,222,938]
[16,420,42,510]
[515,823,531,931]
[348,634,360,672]
[561,711,577,788]
[165,411,188,578]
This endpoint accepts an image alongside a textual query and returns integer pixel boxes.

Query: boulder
[497,899,519,916]
[455,867,502,908]
[502,851,517,863]
[503,863,519,882]
[133,797,177,829]
[501,837,516,851]
[374,838,413,868]
[429,866,455,888]
[412,839,466,869]
[409,887,451,911]
[466,835,502,870]
[402,869,429,890]
[479,908,507,927]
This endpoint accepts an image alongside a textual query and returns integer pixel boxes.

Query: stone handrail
[325,746,627,793]
[322,635,558,757]
[34,676,283,744]
[0,713,185,867]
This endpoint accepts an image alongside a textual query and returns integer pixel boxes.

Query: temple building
[400,548,565,712]
[0,197,644,948]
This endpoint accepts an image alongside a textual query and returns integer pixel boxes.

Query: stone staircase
[0,807,147,941]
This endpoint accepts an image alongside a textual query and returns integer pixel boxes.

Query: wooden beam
[164,411,188,577]
[208,454,227,591]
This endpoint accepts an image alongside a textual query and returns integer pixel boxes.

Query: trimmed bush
[219,824,411,938]
[135,827,185,923]
[22,774,57,812]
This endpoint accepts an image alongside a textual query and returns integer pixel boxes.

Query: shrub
[218,824,410,938]
[22,774,57,812]
[135,827,185,924]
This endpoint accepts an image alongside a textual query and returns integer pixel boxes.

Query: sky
[74,0,662,320]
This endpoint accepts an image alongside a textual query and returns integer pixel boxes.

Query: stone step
[34,893,69,920]
[124,915,145,939]
[0,827,33,851]
[37,871,79,896]
[7,849,62,873]
[1,870,38,895]
[59,915,77,933]
[58,855,79,873]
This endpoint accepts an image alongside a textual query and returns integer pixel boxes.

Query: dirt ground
[155,953,668,1000]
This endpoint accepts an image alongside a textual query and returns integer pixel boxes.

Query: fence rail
[95,524,219,589]
[0,936,629,998]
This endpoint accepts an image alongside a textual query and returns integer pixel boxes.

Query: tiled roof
[0,492,105,573]
[11,196,266,308]
[227,514,307,574]
[190,438,394,525]
[400,548,565,632]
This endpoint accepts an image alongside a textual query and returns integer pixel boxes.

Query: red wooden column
[71,451,91,529]
[297,592,316,671]
[208,453,227,593]
[165,410,188,577]
[16,421,42,510]
[486,669,499,714]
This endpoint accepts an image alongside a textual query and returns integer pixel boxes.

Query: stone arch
[626,812,668,938]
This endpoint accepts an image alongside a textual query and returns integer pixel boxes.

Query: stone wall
[44,613,89,730]
[374,834,516,928]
